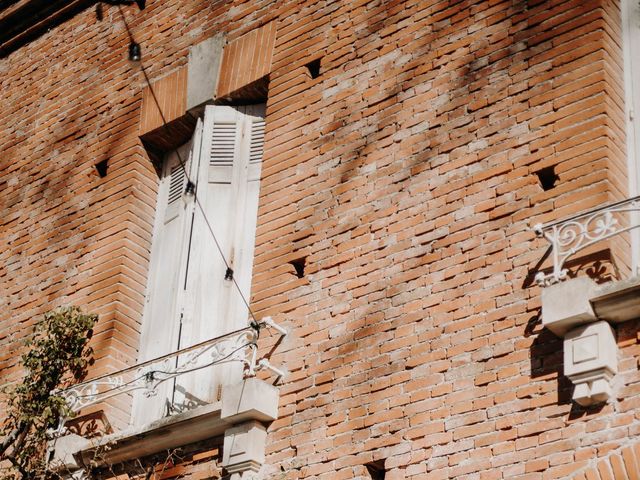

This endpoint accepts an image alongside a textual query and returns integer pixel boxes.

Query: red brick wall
[217,20,277,99]
[1,0,638,478]
[140,67,188,136]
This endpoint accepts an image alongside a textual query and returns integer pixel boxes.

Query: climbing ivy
[0,307,97,480]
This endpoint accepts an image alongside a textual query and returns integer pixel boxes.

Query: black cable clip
[224,267,234,281]
[184,181,195,196]
[249,320,261,332]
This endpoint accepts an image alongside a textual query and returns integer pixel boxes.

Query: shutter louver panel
[249,119,265,165]
[248,118,265,182]
[164,155,188,223]
[167,164,186,204]
[210,122,236,166]
[209,122,237,183]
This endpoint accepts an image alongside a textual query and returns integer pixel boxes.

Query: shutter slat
[167,164,186,205]
[249,119,265,165]
[210,122,236,167]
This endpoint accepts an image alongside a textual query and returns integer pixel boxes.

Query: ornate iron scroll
[57,327,259,414]
[533,195,640,286]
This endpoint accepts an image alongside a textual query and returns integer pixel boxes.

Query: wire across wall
[116,5,261,330]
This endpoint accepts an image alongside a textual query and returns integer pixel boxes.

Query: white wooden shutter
[622,0,640,271]
[228,105,265,331]
[131,119,203,426]
[176,104,265,404]
[133,106,265,423]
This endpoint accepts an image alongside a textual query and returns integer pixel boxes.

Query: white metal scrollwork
[533,195,640,286]
[57,327,261,414]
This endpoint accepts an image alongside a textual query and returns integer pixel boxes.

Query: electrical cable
[116,6,260,327]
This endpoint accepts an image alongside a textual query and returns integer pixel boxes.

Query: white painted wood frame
[622,0,640,273]
[132,105,266,426]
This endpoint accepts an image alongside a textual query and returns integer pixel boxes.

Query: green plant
[0,307,97,480]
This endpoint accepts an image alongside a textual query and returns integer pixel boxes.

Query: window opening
[133,104,266,426]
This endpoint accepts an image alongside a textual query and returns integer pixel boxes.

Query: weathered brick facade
[1,0,639,479]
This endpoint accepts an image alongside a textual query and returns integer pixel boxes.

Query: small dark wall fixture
[129,41,141,62]
[95,159,109,178]
[305,58,322,79]
[365,461,386,480]
[290,257,306,278]
[536,165,559,191]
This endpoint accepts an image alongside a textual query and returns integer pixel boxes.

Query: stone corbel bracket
[541,276,640,406]
[220,378,279,478]
[50,378,279,477]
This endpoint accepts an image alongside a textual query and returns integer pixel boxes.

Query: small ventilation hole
[365,461,386,480]
[536,165,558,191]
[95,159,108,178]
[306,58,321,79]
[290,258,306,278]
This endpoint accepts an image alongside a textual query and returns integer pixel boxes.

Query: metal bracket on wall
[55,316,288,418]
[533,195,640,286]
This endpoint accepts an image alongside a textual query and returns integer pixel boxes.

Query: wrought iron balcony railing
[534,195,640,286]
[56,317,286,416]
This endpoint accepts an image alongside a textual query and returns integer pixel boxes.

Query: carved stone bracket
[564,321,617,406]
[541,276,640,406]
[220,378,279,477]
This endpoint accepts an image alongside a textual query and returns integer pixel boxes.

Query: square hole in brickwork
[536,165,558,191]
[95,159,109,178]
[305,58,322,79]
[290,257,306,278]
[365,460,386,480]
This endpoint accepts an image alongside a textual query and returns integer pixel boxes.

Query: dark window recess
[95,159,109,178]
[365,461,386,480]
[536,165,558,191]
[290,257,306,278]
[306,58,322,79]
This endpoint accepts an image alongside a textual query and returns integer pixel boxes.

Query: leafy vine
[0,307,97,480]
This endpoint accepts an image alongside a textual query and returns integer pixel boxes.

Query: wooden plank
[0,0,96,57]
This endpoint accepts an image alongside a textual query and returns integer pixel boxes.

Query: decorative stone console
[221,378,279,478]
[50,317,287,478]
[534,196,640,405]
[51,377,279,478]
[541,276,640,406]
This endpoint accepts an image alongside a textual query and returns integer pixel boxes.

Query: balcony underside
[54,402,226,468]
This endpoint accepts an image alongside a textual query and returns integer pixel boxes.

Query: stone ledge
[541,277,598,337]
[542,276,640,337]
[591,276,640,323]
[221,377,279,423]
[52,378,279,471]
[75,401,227,467]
